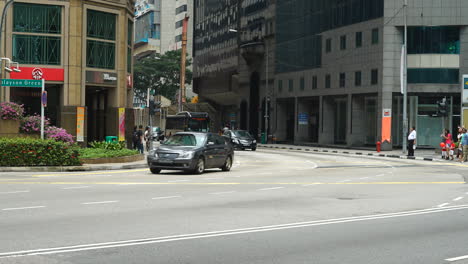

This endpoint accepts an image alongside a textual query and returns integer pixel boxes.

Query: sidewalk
[0,157,148,173]
[258,143,445,162]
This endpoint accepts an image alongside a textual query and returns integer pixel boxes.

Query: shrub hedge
[0,138,81,166]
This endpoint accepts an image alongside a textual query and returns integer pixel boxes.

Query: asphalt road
[0,149,467,263]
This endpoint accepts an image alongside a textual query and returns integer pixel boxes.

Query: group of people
[132,125,152,154]
[440,127,468,162]
[407,126,468,162]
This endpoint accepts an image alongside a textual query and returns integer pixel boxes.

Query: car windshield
[162,134,206,147]
[233,131,252,138]
[152,127,161,133]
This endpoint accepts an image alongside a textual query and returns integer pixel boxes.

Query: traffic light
[149,100,156,115]
[437,98,448,116]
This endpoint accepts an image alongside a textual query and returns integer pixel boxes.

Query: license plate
[158,159,173,164]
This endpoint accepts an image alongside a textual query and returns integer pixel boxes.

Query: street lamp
[402,0,408,154]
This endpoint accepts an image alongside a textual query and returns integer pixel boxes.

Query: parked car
[223,130,257,151]
[147,132,234,174]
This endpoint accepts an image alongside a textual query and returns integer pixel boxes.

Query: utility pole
[178,16,189,113]
[402,0,408,154]
[264,42,269,144]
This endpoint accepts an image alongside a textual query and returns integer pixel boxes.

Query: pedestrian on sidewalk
[442,129,453,160]
[137,125,144,154]
[462,128,468,162]
[132,126,138,150]
[457,127,464,162]
[407,126,416,157]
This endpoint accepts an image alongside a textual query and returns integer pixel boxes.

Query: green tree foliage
[134,50,192,103]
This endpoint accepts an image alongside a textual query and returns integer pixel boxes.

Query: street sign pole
[41,79,45,140]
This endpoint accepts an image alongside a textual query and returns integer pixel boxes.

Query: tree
[133,50,193,103]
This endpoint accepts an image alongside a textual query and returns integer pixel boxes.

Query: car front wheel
[193,158,205,174]
[221,156,232,171]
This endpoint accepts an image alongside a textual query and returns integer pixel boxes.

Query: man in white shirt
[408,126,416,157]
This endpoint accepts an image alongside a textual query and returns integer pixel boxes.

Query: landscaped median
[0,138,143,170]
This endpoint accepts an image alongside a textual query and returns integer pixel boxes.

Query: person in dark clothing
[132,126,138,150]
[137,125,144,154]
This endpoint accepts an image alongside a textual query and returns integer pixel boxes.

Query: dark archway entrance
[249,72,260,139]
[240,101,248,130]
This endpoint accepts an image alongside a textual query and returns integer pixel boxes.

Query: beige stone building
[0,0,135,144]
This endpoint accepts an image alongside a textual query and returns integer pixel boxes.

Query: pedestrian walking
[137,125,144,154]
[407,126,416,157]
[462,128,468,162]
[132,126,138,150]
[457,127,464,161]
[442,129,453,160]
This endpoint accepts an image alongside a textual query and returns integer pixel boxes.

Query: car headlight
[149,150,158,158]
[253,140,256,144]
[178,151,194,159]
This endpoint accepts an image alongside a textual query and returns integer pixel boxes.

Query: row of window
[325,28,379,53]
[277,69,379,93]
[12,3,132,71]
[176,4,187,15]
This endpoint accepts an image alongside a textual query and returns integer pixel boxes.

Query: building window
[127,20,133,73]
[325,74,331,88]
[371,69,378,85]
[87,10,116,40]
[278,80,283,93]
[326,38,332,53]
[13,3,61,34]
[12,3,62,65]
[312,76,317,89]
[175,20,183,29]
[408,26,460,54]
[372,28,379,44]
[355,31,362,47]
[175,34,182,42]
[340,35,346,50]
[408,69,459,84]
[300,77,305,91]
[289,79,294,92]
[176,4,187,15]
[355,71,362,86]
[86,9,116,69]
[339,73,345,87]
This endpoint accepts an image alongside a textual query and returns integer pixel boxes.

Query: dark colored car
[147,132,234,174]
[223,130,257,151]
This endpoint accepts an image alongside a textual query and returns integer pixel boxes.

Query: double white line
[2,204,468,258]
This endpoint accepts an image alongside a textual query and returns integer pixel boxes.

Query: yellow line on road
[33,169,149,177]
[0,181,463,185]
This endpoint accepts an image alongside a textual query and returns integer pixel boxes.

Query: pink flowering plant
[0,102,24,120]
[20,115,51,134]
[45,126,74,144]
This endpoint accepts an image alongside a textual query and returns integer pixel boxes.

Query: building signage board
[382,108,392,143]
[76,107,85,142]
[298,113,308,125]
[1,79,42,87]
[10,67,64,82]
[463,75,468,103]
[86,71,118,85]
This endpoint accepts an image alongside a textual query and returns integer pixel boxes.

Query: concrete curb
[0,163,148,173]
[257,145,436,162]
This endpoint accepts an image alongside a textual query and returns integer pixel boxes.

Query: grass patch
[78,148,139,159]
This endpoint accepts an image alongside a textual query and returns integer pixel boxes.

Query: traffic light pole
[178,16,189,113]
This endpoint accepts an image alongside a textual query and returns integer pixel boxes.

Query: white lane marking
[81,201,118,205]
[453,197,464,202]
[0,190,30,194]
[2,204,468,258]
[375,174,385,177]
[152,196,181,200]
[2,206,45,211]
[305,160,318,169]
[210,191,235,195]
[360,177,370,180]
[258,187,284,191]
[203,178,219,180]
[302,183,321,187]
[446,254,468,262]
[62,186,90,190]
[167,180,189,183]
[258,172,273,175]
[437,203,450,208]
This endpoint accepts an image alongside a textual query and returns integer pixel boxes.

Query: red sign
[10,67,64,82]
